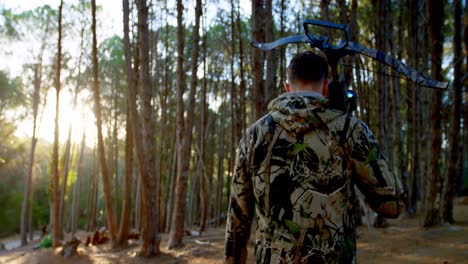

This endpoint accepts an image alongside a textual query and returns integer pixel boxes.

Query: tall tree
[71,133,85,236]
[441,0,462,223]
[168,0,202,248]
[20,13,50,243]
[117,1,134,241]
[58,125,72,238]
[264,0,274,106]
[137,0,160,255]
[216,102,226,226]
[91,0,118,239]
[51,0,63,248]
[424,0,445,227]
[20,65,41,246]
[70,11,86,236]
[252,0,265,120]
[236,0,246,132]
[463,0,468,196]
[198,8,208,232]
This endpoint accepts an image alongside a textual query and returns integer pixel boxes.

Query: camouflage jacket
[225,92,404,264]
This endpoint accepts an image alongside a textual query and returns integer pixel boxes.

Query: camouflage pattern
[225,92,404,264]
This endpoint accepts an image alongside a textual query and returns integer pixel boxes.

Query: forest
[0,0,467,263]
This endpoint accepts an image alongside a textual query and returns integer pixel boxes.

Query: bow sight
[251,19,449,114]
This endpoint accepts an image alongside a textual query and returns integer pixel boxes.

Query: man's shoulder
[311,107,368,131]
[246,113,276,133]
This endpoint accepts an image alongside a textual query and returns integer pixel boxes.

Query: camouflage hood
[268,91,342,134]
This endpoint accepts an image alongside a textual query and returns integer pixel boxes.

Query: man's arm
[225,132,255,264]
[349,120,404,218]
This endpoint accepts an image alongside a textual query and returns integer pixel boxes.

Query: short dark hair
[287,51,328,85]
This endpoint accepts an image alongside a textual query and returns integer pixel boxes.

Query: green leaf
[285,220,302,237]
[366,147,378,163]
[293,143,306,155]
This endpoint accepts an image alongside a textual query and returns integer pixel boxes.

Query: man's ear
[284,82,291,92]
[322,79,329,96]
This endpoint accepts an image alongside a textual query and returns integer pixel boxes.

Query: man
[225,51,404,263]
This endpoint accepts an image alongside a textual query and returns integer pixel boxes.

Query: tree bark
[462,0,468,197]
[52,0,63,248]
[86,147,95,231]
[160,0,171,233]
[58,126,72,238]
[136,0,161,256]
[199,10,208,232]
[91,0,118,239]
[20,62,41,245]
[424,0,445,227]
[112,84,119,221]
[236,0,246,133]
[252,0,265,120]
[117,103,133,245]
[71,133,85,236]
[169,0,202,249]
[117,5,135,233]
[441,0,462,223]
[216,104,226,226]
[264,0,274,108]
[165,138,177,232]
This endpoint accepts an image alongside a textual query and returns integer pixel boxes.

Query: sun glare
[16,88,97,147]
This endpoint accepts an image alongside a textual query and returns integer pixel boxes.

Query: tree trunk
[199,12,208,232]
[112,85,119,221]
[86,146,96,232]
[117,105,133,245]
[278,0,286,91]
[160,0,171,233]
[264,0,274,108]
[236,0,246,132]
[462,0,468,197]
[20,61,42,246]
[59,126,72,239]
[117,0,134,239]
[320,0,330,21]
[338,0,352,87]
[168,0,202,249]
[135,172,141,231]
[52,0,63,248]
[165,138,177,232]
[372,0,391,228]
[137,0,160,255]
[28,171,34,241]
[92,158,100,230]
[216,104,226,226]
[88,145,100,231]
[252,0,265,120]
[441,0,462,223]
[424,0,445,227]
[91,0,118,239]
[406,0,424,213]
[71,133,85,236]
[169,0,186,245]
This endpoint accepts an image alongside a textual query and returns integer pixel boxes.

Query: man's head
[285,51,329,95]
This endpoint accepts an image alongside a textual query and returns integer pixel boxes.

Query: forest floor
[1,198,468,264]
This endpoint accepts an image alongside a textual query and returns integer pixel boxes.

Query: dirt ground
[1,201,467,264]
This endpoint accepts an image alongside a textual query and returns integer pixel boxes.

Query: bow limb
[250,35,310,51]
[346,42,449,89]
